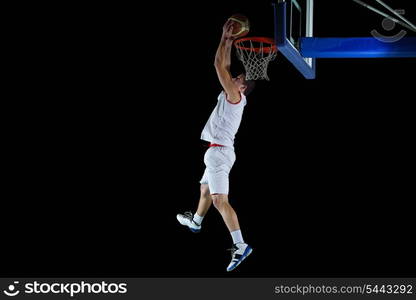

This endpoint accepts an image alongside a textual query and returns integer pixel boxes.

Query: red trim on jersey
[225,91,243,105]
[209,143,225,147]
[226,97,242,105]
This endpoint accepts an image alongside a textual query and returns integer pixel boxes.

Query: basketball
[228,14,250,38]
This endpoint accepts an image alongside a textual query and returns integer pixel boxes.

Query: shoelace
[183,211,193,220]
[227,245,239,257]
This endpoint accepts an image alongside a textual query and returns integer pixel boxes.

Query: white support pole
[305,0,314,65]
[306,0,313,37]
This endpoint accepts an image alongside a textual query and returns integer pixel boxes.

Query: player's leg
[196,183,213,219]
[211,193,253,272]
[176,170,212,233]
[207,147,253,271]
[206,148,240,232]
[211,194,239,232]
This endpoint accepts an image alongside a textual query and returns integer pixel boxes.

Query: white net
[235,38,278,81]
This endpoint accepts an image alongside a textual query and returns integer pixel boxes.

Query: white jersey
[201,91,247,147]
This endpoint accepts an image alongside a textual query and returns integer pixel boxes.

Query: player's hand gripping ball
[228,14,250,38]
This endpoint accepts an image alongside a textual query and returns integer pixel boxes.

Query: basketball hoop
[234,37,278,81]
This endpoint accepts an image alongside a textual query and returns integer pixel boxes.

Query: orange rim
[234,37,277,54]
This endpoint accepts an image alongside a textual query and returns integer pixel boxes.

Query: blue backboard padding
[300,37,416,58]
[273,1,316,79]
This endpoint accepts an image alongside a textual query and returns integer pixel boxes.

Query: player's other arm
[214,20,241,104]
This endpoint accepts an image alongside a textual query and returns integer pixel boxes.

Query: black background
[3,0,415,278]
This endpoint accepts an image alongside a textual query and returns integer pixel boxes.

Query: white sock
[193,213,204,225]
[231,229,244,245]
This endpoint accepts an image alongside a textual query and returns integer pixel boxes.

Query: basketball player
[177,19,255,272]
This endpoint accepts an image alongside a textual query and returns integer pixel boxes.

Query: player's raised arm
[214,19,241,103]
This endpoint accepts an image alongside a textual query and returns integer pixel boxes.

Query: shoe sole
[227,246,253,272]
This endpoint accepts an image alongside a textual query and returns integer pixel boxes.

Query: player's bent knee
[211,194,227,209]
[200,184,210,198]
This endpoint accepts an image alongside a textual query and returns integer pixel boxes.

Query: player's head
[233,73,255,96]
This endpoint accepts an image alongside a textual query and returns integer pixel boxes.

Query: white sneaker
[176,211,201,233]
[226,243,253,272]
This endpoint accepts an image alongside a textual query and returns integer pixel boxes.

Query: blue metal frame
[273,1,416,79]
[273,1,316,79]
[300,37,416,58]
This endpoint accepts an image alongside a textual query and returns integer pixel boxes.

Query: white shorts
[199,146,236,195]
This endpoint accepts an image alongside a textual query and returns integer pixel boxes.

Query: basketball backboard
[273,0,316,79]
[273,0,416,80]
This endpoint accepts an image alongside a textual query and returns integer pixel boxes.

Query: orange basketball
[228,14,250,38]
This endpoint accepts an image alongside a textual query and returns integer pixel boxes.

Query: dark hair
[243,79,256,96]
